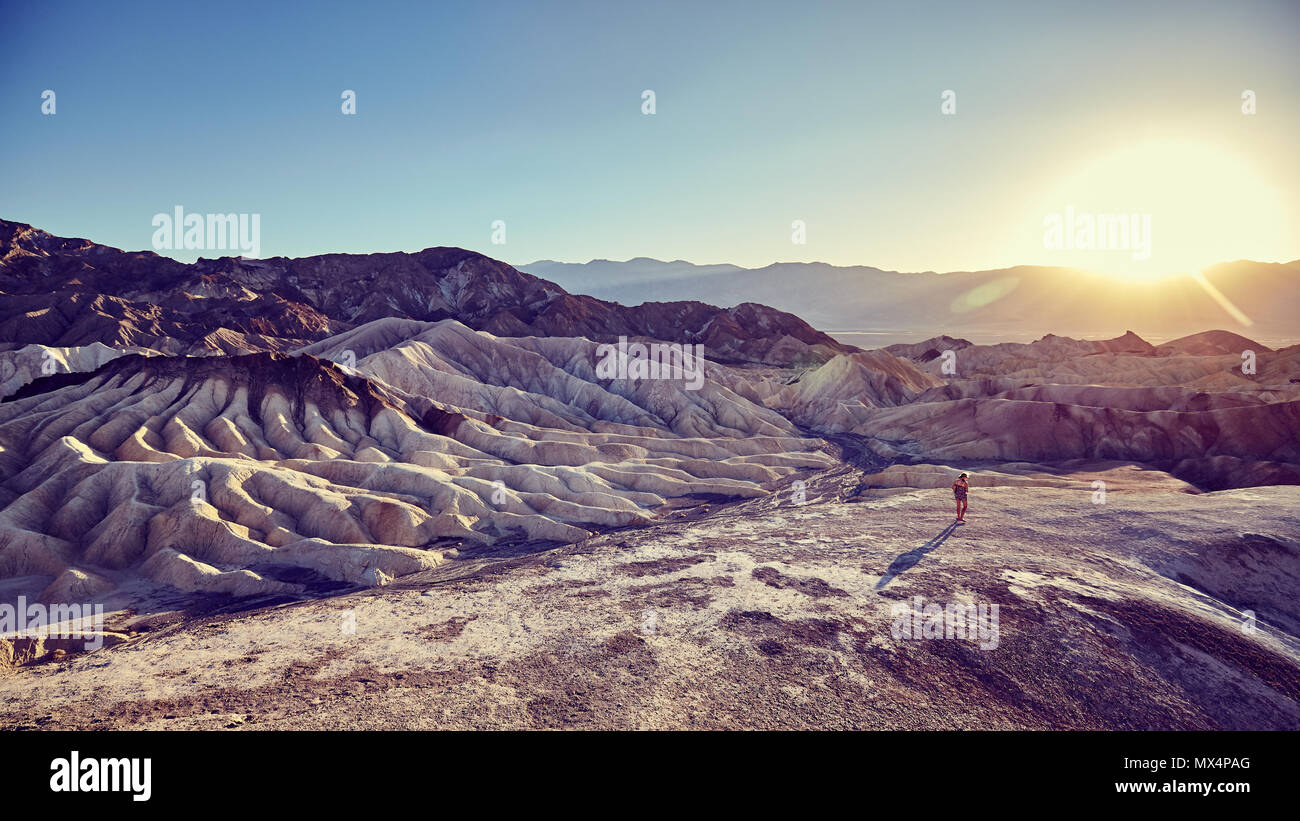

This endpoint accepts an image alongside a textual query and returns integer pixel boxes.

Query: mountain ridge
[519,256,1300,342]
[0,219,849,366]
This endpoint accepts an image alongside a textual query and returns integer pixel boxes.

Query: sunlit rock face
[0,336,835,604]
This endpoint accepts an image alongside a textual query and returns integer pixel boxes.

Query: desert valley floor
[2,463,1298,730]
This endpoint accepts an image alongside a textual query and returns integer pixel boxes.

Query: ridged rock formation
[0,338,834,603]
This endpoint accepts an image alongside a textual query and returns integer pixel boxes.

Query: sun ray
[1191,272,1253,327]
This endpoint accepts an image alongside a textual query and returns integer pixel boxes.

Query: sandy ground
[2,466,1298,730]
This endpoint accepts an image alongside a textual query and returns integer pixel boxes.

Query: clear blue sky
[2,0,1297,272]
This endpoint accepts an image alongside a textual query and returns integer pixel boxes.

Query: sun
[1035,139,1288,281]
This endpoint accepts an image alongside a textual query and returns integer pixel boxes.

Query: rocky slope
[853,331,1300,489]
[3,469,1296,730]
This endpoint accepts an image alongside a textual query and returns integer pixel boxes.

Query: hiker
[952,472,969,522]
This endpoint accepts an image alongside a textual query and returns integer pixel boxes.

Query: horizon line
[5,217,1299,280]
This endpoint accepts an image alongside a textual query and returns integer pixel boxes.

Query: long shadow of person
[876,521,958,590]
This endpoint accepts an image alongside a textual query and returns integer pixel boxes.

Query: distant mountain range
[521,258,1300,343]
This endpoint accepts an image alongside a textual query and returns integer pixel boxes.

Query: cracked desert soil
[3,468,1298,730]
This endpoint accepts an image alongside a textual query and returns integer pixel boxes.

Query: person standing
[952,473,969,522]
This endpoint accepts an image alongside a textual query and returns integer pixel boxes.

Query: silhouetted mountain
[520,257,1300,342]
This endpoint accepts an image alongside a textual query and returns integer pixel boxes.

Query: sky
[2,0,1298,276]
